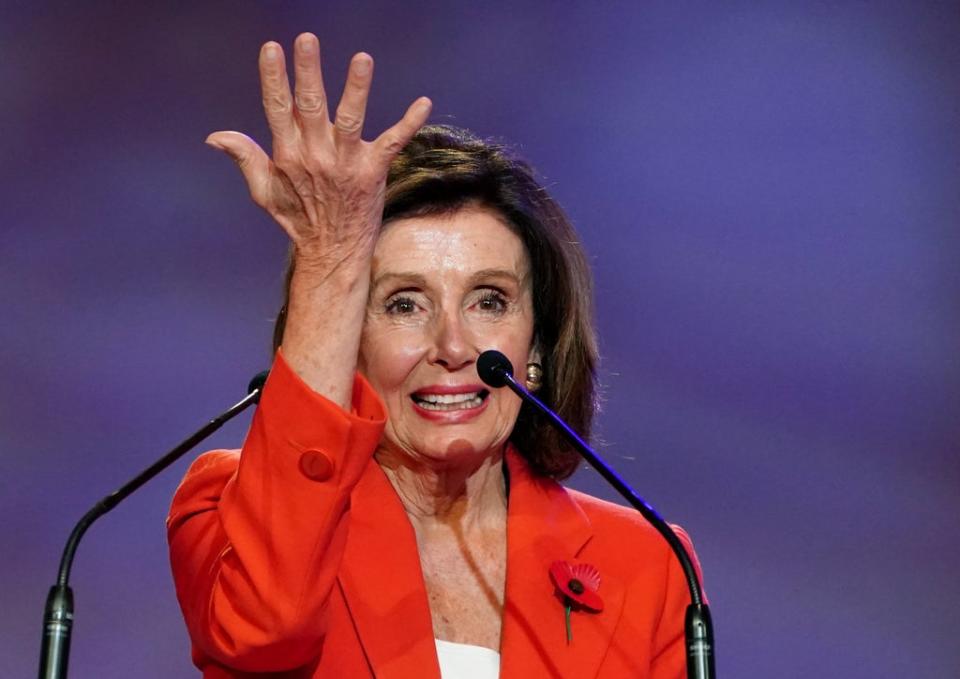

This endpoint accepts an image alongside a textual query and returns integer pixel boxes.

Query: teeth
[413,392,484,411]
[416,396,484,411]
[418,392,480,404]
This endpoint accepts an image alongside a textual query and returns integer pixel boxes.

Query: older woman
[168,33,702,679]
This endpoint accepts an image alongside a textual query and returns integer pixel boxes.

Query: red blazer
[168,352,705,678]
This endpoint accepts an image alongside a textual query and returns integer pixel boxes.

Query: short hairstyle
[273,125,598,479]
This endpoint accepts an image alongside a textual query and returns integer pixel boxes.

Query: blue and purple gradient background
[3,2,958,677]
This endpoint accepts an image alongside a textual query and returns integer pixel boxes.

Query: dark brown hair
[273,125,598,479]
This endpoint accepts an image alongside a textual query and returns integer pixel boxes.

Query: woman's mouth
[411,390,489,411]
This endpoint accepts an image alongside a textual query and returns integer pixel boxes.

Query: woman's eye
[476,292,507,313]
[386,296,417,314]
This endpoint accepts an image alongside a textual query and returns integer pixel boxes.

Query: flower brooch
[549,560,604,644]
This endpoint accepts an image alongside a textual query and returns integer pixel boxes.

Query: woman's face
[359,205,537,466]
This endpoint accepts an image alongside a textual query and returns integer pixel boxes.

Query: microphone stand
[38,372,268,679]
[478,352,715,679]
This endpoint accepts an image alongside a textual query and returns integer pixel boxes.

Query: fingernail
[299,35,315,53]
[263,43,279,59]
[354,56,371,75]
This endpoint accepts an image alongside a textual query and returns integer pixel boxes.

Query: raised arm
[169,34,428,673]
[206,32,431,407]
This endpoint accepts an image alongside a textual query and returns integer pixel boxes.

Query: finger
[205,131,273,207]
[292,33,329,147]
[373,97,432,164]
[258,41,298,151]
[333,52,374,148]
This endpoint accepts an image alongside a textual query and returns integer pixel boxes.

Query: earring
[525,362,543,391]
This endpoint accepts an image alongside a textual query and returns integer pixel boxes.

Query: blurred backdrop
[2,1,958,677]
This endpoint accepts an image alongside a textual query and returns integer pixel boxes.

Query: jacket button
[299,450,334,481]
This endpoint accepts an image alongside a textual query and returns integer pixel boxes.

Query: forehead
[373,207,529,279]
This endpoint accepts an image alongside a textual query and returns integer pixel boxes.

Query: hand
[206,33,431,268]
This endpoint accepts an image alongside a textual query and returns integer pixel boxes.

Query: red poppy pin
[549,560,603,644]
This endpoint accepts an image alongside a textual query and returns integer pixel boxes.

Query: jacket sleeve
[166,350,386,673]
[649,525,707,679]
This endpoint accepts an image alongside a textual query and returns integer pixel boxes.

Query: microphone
[38,370,269,679]
[476,350,512,388]
[477,350,716,679]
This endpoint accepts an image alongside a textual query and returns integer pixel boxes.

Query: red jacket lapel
[338,459,441,679]
[338,447,624,679]
[500,448,625,679]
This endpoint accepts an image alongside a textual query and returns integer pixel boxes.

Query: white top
[435,638,501,679]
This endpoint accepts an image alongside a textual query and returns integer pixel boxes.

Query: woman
[168,33,703,678]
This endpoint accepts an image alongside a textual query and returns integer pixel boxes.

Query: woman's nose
[428,311,475,370]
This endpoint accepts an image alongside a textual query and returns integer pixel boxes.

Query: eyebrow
[371,268,528,293]
[468,268,527,287]
[370,272,428,293]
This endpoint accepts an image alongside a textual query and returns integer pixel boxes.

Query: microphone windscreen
[477,350,513,388]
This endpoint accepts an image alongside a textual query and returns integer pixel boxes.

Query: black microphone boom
[38,370,269,679]
[477,350,715,679]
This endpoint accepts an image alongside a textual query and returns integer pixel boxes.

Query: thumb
[205,131,272,205]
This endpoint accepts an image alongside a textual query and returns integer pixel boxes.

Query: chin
[387,428,506,469]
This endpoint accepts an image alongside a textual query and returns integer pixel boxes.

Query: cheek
[359,326,426,394]
[477,324,535,367]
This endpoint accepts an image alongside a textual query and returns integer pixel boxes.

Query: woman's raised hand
[205,34,430,404]
[206,33,431,267]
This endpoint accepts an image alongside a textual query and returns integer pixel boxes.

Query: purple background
[3,2,958,677]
